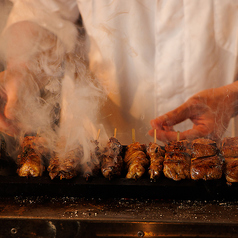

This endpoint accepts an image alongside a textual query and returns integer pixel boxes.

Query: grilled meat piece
[48,148,82,180]
[224,158,238,184]
[163,152,190,181]
[192,138,216,145]
[165,140,191,155]
[221,137,238,158]
[190,138,223,180]
[101,137,123,179]
[221,137,238,184]
[124,142,149,179]
[82,140,102,180]
[191,138,217,158]
[222,137,238,147]
[164,140,191,181]
[147,142,165,180]
[190,155,224,180]
[17,136,45,177]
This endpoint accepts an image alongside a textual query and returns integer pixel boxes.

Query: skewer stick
[132,128,136,143]
[36,127,41,137]
[177,131,180,142]
[96,129,101,140]
[154,129,157,143]
[114,128,117,138]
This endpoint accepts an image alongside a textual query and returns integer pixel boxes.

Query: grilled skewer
[221,137,238,184]
[17,136,45,177]
[82,139,102,180]
[163,140,191,181]
[147,142,165,180]
[101,136,123,180]
[124,142,149,179]
[190,138,223,180]
[48,148,82,180]
[47,136,83,180]
[221,137,238,158]
[224,158,238,184]
[191,138,218,158]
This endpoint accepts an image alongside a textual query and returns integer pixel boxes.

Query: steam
[0,4,107,172]
[0,0,12,69]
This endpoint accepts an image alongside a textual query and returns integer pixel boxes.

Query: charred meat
[221,137,238,184]
[224,158,238,184]
[147,142,165,180]
[163,140,191,181]
[190,138,223,180]
[17,136,45,177]
[163,152,191,181]
[191,138,217,158]
[221,137,238,158]
[48,148,82,180]
[124,142,149,179]
[165,140,191,154]
[101,137,123,179]
[82,140,102,180]
[190,155,223,180]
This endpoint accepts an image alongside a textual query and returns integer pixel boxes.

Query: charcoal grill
[1,146,238,237]
[1,171,238,237]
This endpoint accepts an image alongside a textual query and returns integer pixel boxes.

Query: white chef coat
[3,0,238,144]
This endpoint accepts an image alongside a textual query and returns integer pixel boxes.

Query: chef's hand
[149,83,238,142]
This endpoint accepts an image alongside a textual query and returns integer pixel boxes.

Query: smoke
[0,0,12,70]
[0,3,107,173]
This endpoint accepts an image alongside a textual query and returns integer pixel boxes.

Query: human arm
[149,81,238,142]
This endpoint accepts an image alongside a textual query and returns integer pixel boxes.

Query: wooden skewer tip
[177,131,180,142]
[154,129,157,143]
[96,129,101,140]
[132,128,135,143]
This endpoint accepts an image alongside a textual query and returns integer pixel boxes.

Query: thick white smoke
[0,2,107,171]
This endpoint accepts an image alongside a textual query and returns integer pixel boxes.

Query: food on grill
[147,142,165,180]
[191,138,217,158]
[17,136,45,177]
[163,140,191,181]
[82,140,102,180]
[124,142,149,179]
[48,146,82,180]
[165,140,191,154]
[101,137,123,179]
[163,153,190,180]
[224,158,238,184]
[191,155,223,180]
[221,137,238,158]
[190,138,223,180]
[221,137,238,184]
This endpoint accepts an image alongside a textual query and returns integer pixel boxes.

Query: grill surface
[1,147,238,237]
[0,173,238,200]
[1,196,238,237]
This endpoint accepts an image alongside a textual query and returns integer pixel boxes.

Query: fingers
[148,124,211,142]
[150,102,190,130]
[148,128,199,142]
[148,129,184,142]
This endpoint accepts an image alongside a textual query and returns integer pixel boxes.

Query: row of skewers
[13,129,238,184]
